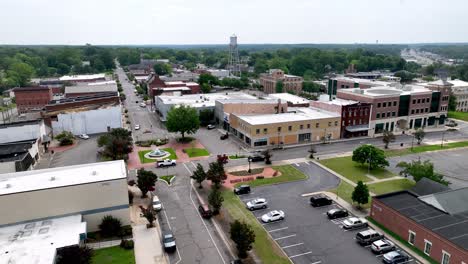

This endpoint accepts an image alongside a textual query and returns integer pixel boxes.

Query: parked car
[382,251,409,264]
[309,195,333,207]
[342,217,368,230]
[152,195,162,211]
[261,210,285,223]
[355,229,384,246]
[371,239,396,254]
[207,124,216,130]
[198,204,213,219]
[246,198,267,211]
[156,159,176,167]
[140,103,146,107]
[134,124,140,130]
[78,134,90,140]
[162,232,176,252]
[234,185,251,195]
[220,133,229,140]
[248,155,265,162]
[326,208,349,219]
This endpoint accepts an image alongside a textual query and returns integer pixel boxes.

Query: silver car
[371,239,396,254]
[246,198,267,211]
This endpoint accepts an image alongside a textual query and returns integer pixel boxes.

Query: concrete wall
[0,122,44,144]
[0,162,15,174]
[51,105,122,136]
[0,178,130,232]
[215,101,288,124]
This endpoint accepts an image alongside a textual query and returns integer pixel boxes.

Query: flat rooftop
[333,76,395,86]
[157,92,257,107]
[217,99,281,105]
[0,214,86,264]
[448,79,468,88]
[317,97,359,106]
[59,74,106,81]
[0,160,126,195]
[340,86,431,97]
[65,83,117,94]
[376,189,468,251]
[266,93,309,104]
[237,107,339,125]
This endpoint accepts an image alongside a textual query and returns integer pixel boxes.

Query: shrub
[120,239,134,250]
[256,176,264,179]
[98,215,122,238]
[55,131,74,146]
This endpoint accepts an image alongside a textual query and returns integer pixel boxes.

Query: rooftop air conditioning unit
[50,176,56,181]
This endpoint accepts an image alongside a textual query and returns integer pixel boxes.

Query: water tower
[228,34,241,77]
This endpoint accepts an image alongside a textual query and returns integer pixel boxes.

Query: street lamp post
[248,158,251,173]
[441,131,446,148]
[411,132,415,150]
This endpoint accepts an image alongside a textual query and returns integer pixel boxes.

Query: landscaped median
[385,140,468,157]
[183,147,210,158]
[137,148,177,163]
[448,111,468,122]
[232,165,308,188]
[92,245,135,264]
[160,175,175,185]
[319,156,394,182]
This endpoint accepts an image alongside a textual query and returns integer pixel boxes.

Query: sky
[1,0,467,45]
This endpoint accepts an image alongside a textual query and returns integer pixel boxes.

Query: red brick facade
[14,87,52,114]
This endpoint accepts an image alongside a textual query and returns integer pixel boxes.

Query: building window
[413,99,416,104]
[277,127,281,132]
[288,126,292,131]
[441,251,450,264]
[328,122,332,127]
[416,109,420,114]
[417,99,421,104]
[256,129,260,135]
[307,124,310,129]
[377,103,381,108]
[376,113,380,118]
[408,231,416,245]
[393,101,397,106]
[263,128,268,134]
[335,121,338,126]
[316,123,319,128]
[300,125,303,130]
[383,102,387,107]
[424,240,432,255]
[411,109,415,114]
[392,112,396,117]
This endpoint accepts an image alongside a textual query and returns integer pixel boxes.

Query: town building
[327,76,397,99]
[447,79,468,112]
[371,183,468,264]
[0,119,48,145]
[206,69,230,79]
[0,160,130,232]
[310,98,372,138]
[14,86,53,114]
[64,81,118,98]
[337,83,449,136]
[229,107,340,147]
[266,93,310,107]
[259,69,303,94]
[147,75,200,98]
[43,93,122,136]
[59,74,106,83]
[0,139,39,174]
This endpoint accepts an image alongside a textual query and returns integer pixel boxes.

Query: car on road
[234,185,251,195]
[156,159,176,167]
[371,239,396,254]
[342,217,368,229]
[198,204,213,218]
[355,229,384,246]
[261,210,285,223]
[246,198,267,211]
[247,155,265,162]
[309,195,333,207]
[134,124,140,130]
[382,251,409,264]
[220,133,229,140]
[152,195,162,211]
[162,232,176,252]
[78,134,90,140]
[207,124,216,130]
[140,102,146,107]
[326,208,349,219]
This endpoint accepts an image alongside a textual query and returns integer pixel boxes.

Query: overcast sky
[1,0,467,45]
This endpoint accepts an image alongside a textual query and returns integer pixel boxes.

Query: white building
[266,93,310,106]
[0,160,130,232]
[59,73,106,83]
[0,120,47,144]
[448,79,468,112]
[207,69,230,79]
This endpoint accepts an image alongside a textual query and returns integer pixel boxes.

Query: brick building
[371,185,468,264]
[14,86,52,114]
[64,82,118,98]
[260,69,303,94]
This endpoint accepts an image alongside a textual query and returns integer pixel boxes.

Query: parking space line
[289,251,312,258]
[274,234,296,241]
[268,227,288,233]
[294,163,300,166]
[311,261,322,264]
[281,242,303,249]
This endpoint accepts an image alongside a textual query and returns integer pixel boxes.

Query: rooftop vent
[5,183,11,189]
[50,176,56,181]
[92,171,97,176]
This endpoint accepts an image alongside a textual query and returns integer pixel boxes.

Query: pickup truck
[156,159,176,168]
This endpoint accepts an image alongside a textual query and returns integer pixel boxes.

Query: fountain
[144,148,170,160]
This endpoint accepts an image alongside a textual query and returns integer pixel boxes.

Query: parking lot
[237,162,419,263]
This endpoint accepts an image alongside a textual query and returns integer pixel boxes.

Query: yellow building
[229,107,341,147]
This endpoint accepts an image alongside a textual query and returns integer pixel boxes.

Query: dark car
[248,155,265,162]
[162,232,176,252]
[198,204,213,218]
[355,229,384,246]
[220,133,229,140]
[382,251,409,264]
[309,195,333,207]
[234,185,251,195]
[326,208,349,219]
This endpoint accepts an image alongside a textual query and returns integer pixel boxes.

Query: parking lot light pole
[248,159,251,173]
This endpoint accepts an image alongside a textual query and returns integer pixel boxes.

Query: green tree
[56,245,93,264]
[201,83,212,93]
[414,128,426,145]
[141,207,157,228]
[137,169,158,198]
[98,215,122,238]
[382,130,395,149]
[230,220,255,259]
[262,149,272,164]
[352,181,370,208]
[352,144,389,170]
[448,94,457,111]
[199,109,214,126]
[208,188,224,215]
[206,161,227,189]
[394,70,418,83]
[275,80,284,93]
[7,62,35,87]
[166,105,200,139]
[198,73,219,86]
[55,131,74,146]
[153,63,171,75]
[397,159,450,185]
[191,163,207,188]
[97,128,133,160]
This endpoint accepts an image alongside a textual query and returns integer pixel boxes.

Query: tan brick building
[260,69,303,94]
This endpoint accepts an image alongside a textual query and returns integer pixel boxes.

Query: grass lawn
[368,179,415,195]
[229,155,246,159]
[222,190,290,264]
[160,175,175,184]
[319,156,394,182]
[386,141,468,157]
[137,148,177,164]
[230,168,264,176]
[329,181,370,209]
[184,148,210,157]
[92,246,135,264]
[448,111,468,122]
[234,165,308,188]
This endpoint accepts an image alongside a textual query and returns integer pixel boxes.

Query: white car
[140,103,146,107]
[342,217,368,229]
[261,210,285,223]
[246,198,268,211]
[134,124,140,130]
[371,239,396,254]
[78,134,89,140]
[152,195,162,211]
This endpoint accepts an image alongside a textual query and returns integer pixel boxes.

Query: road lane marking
[289,251,312,258]
[162,205,172,230]
[311,261,322,264]
[295,163,300,166]
[268,227,289,233]
[282,242,303,249]
[182,163,192,174]
[274,234,296,241]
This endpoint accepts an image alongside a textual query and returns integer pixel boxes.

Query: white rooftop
[59,74,106,81]
[0,214,86,264]
[334,76,395,86]
[165,81,185,85]
[64,82,117,94]
[161,87,191,91]
[340,86,431,97]
[0,160,126,195]
[317,97,359,106]
[267,93,309,104]
[237,107,339,125]
[87,80,116,86]
[157,92,257,108]
[217,99,281,105]
[448,79,468,88]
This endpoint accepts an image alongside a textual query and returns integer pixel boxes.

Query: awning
[345,124,370,132]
